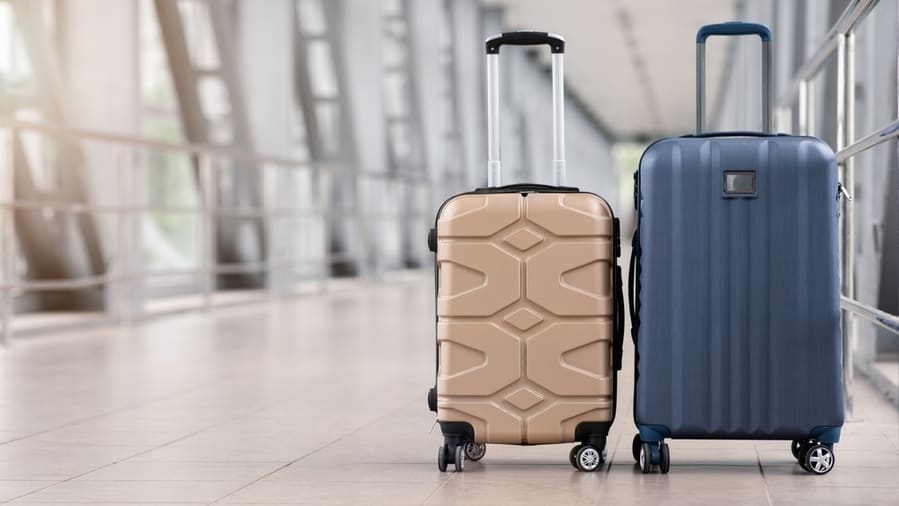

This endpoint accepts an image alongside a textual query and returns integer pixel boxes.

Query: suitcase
[630,22,844,475]
[426,31,624,473]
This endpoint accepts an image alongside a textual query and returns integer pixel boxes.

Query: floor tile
[220,478,440,505]
[0,275,894,504]
[76,461,284,481]
[10,480,245,503]
[0,482,55,503]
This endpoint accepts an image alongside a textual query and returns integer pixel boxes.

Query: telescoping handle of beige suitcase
[429,31,624,474]
[486,31,567,186]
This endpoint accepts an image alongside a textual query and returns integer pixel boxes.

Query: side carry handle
[696,22,772,134]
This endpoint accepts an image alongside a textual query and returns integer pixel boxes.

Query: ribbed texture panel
[635,136,844,438]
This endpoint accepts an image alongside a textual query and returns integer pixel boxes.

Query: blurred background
[0,0,896,409]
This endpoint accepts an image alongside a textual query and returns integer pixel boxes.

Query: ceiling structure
[484,0,738,140]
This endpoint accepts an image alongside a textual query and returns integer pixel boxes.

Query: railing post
[1,127,16,347]
[199,154,217,311]
[263,164,278,299]
[317,167,329,292]
[356,174,372,278]
[116,146,132,325]
[798,80,809,135]
[797,79,817,136]
[836,31,856,416]
[844,31,857,416]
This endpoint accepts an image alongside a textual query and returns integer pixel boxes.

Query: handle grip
[696,22,772,43]
[485,31,565,54]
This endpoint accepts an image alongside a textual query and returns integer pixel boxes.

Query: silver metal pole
[696,43,706,133]
[843,32,857,416]
[836,32,854,416]
[808,80,816,136]
[798,80,809,135]
[761,41,772,133]
[318,168,330,292]
[200,154,216,311]
[0,128,15,346]
[263,164,277,299]
[486,53,501,187]
[116,146,131,325]
[551,53,566,186]
[355,175,372,278]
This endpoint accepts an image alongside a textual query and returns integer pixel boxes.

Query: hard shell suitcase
[426,31,625,472]
[630,23,844,475]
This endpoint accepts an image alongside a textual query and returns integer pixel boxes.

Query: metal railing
[0,119,447,346]
[774,0,899,414]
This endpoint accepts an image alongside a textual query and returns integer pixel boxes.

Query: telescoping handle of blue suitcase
[695,22,772,133]
[485,31,566,187]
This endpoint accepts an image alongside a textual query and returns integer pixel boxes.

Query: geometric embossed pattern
[504,387,544,410]
[503,227,544,251]
[435,192,615,444]
[503,308,544,331]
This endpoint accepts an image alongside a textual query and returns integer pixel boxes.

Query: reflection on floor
[0,275,897,504]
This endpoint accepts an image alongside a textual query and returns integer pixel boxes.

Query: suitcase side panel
[436,192,616,444]
[635,136,843,438]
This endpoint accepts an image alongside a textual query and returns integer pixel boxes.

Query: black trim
[680,131,789,139]
[427,387,437,413]
[439,421,475,447]
[574,422,611,448]
[486,31,565,54]
[472,183,580,194]
[612,264,625,371]
[427,228,437,252]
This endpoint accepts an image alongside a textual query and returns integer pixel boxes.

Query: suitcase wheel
[437,444,466,472]
[437,445,448,472]
[659,442,671,473]
[800,443,835,475]
[791,439,807,460]
[573,444,604,472]
[453,445,465,472]
[638,440,670,474]
[463,442,486,462]
[631,434,642,463]
[569,444,582,468]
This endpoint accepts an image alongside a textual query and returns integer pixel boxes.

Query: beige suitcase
[426,32,624,472]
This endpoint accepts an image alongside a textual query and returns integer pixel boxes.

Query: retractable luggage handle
[696,22,772,133]
[485,31,566,187]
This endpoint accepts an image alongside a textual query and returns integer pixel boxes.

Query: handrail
[776,0,878,108]
[842,297,899,335]
[836,119,899,162]
[777,36,839,107]
[0,119,449,345]
[771,0,899,416]
[0,119,430,182]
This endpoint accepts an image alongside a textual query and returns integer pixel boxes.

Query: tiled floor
[0,274,897,504]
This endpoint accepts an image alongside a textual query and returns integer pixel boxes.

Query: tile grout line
[0,388,307,505]
[604,432,622,474]
[755,446,775,506]
[207,397,420,504]
[420,470,457,505]
[0,373,250,449]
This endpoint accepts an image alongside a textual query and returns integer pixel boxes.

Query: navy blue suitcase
[630,23,844,475]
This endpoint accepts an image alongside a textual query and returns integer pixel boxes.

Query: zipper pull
[838,182,853,201]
